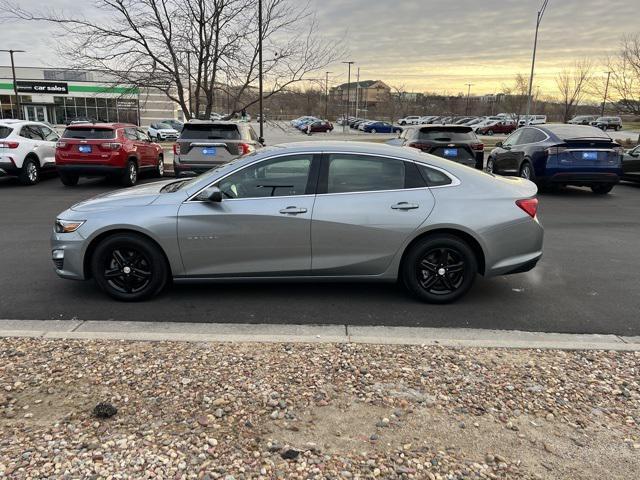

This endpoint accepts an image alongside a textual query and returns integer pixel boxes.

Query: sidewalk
[1,319,639,351]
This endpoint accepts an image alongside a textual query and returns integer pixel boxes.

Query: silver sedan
[51,141,543,303]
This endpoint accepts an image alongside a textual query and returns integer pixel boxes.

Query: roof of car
[540,124,611,139]
[185,120,238,125]
[65,122,135,129]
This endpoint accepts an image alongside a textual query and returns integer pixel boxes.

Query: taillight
[407,142,431,150]
[173,143,181,155]
[471,143,484,151]
[0,141,19,149]
[544,146,567,156]
[55,141,66,149]
[100,142,122,151]
[516,198,539,218]
[239,143,255,155]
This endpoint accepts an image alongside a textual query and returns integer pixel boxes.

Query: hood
[70,179,176,212]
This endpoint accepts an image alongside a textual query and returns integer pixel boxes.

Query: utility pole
[342,61,354,131]
[324,71,332,119]
[258,0,264,144]
[355,67,360,118]
[601,71,611,118]
[1,49,26,120]
[525,0,549,125]
[465,83,473,115]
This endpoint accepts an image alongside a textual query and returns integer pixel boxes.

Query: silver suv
[173,120,263,177]
[591,116,622,131]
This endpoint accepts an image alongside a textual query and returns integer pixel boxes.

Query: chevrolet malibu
[51,142,543,303]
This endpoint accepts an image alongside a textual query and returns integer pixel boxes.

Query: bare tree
[600,33,640,115]
[555,59,593,122]
[0,0,340,120]
[500,74,529,121]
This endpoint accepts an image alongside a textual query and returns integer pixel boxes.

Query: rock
[280,449,300,460]
[92,402,117,419]
[196,415,209,426]
[214,408,224,418]
[207,438,218,447]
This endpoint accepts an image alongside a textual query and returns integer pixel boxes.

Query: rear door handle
[391,202,419,210]
[279,206,308,214]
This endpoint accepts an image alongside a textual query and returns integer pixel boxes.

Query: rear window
[545,125,609,140]
[62,127,115,139]
[180,124,240,140]
[418,127,476,142]
[0,126,12,139]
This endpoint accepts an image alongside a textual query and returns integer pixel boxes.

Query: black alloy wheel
[91,234,169,301]
[402,234,478,304]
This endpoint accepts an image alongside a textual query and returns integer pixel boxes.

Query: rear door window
[124,128,138,140]
[324,154,406,194]
[180,124,241,140]
[37,126,59,142]
[62,127,116,139]
[19,126,44,140]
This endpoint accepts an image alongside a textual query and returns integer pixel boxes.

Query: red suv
[55,123,164,186]
[475,120,517,136]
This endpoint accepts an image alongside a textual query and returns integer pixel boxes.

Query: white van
[518,115,547,126]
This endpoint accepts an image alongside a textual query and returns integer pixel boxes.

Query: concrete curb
[1,319,639,351]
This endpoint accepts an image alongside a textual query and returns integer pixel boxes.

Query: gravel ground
[1,338,639,479]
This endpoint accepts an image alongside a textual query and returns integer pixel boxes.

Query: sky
[1,0,638,97]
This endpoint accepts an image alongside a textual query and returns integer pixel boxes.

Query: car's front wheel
[370,129,377,134]
[486,157,494,173]
[91,233,169,301]
[402,234,478,304]
[591,184,614,195]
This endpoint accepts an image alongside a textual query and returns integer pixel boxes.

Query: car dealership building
[0,66,180,126]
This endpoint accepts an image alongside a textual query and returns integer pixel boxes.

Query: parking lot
[1,122,639,336]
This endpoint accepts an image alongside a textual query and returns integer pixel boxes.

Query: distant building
[330,80,391,107]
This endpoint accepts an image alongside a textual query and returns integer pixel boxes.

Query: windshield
[180,124,240,140]
[156,123,173,129]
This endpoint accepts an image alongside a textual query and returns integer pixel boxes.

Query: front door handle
[279,206,308,214]
[391,202,419,210]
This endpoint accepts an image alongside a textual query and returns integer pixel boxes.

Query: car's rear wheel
[486,157,494,174]
[402,234,478,304]
[91,233,169,301]
[152,155,164,178]
[486,130,494,136]
[371,129,377,134]
[19,158,40,185]
[591,183,614,195]
[121,160,138,187]
[59,171,79,186]
[519,161,534,181]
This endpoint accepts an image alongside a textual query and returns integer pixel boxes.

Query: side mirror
[196,186,223,202]
[495,141,503,148]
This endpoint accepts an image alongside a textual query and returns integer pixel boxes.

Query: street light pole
[258,0,264,144]
[525,0,549,125]
[601,71,611,118]
[465,83,473,115]
[355,67,360,118]
[342,61,354,122]
[1,49,26,120]
[324,71,332,119]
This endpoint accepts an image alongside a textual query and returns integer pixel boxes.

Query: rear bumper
[542,172,620,186]
[0,159,19,176]
[57,164,126,177]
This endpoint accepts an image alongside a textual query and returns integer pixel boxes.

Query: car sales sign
[16,81,69,94]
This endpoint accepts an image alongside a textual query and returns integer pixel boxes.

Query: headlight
[55,219,85,233]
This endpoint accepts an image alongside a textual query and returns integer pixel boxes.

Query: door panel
[177,196,315,276]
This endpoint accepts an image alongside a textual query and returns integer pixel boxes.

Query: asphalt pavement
[1,161,640,335]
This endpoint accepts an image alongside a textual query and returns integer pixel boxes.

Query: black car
[590,116,622,131]
[393,125,484,169]
[622,144,640,182]
[487,124,623,194]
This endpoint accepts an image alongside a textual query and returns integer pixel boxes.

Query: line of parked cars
[290,116,334,133]
[337,116,404,134]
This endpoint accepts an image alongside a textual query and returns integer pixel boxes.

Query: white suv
[397,116,422,125]
[0,120,60,185]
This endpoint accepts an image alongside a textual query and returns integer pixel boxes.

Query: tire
[152,155,164,178]
[591,184,614,195]
[400,121,406,126]
[59,171,79,186]
[486,130,494,136]
[402,234,478,304]
[121,160,138,187]
[486,157,495,174]
[519,161,535,181]
[18,157,40,185]
[90,233,169,301]
[371,129,377,134]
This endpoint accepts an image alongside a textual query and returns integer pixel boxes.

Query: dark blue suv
[487,124,623,194]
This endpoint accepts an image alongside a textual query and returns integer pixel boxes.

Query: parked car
[517,115,547,127]
[55,123,164,187]
[397,116,422,126]
[51,141,543,304]
[173,120,262,177]
[158,119,184,132]
[148,122,180,142]
[475,120,517,136]
[463,117,484,127]
[363,121,401,134]
[67,117,94,125]
[0,119,59,185]
[568,115,598,125]
[303,120,334,133]
[358,120,374,131]
[394,125,484,169]
[291,116,317,128]
[419,116,437,124]
[486,124,623,194]
[622,144,640,183]
[591,116,622,131]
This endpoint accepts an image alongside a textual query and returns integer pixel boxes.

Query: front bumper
[51,230,87,280]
